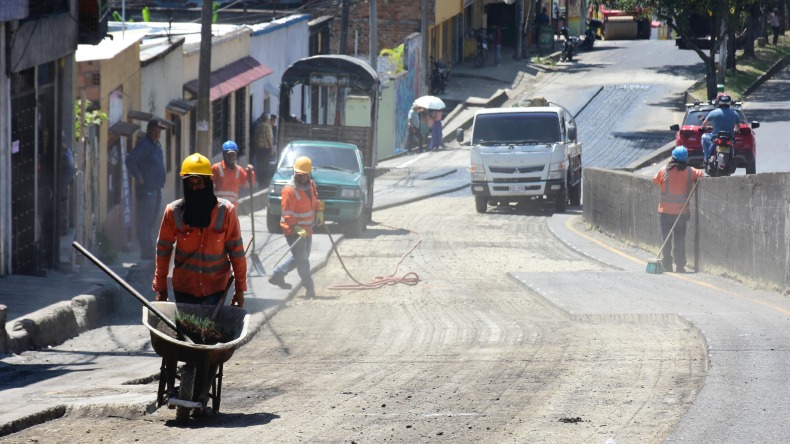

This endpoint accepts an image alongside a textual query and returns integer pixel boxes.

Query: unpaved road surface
[4,188,706,443]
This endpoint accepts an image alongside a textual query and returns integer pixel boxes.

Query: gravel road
[5,184,706,443]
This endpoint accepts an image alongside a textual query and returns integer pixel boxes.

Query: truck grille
[492,177,542,183]
[489,166,544,174]
[316,184,339,199]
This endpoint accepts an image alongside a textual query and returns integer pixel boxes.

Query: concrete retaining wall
[583,167,790,291]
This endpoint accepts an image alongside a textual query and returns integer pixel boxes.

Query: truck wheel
[175,363,196,423]
[266,212,282,234]
[746,161,756,174]
[475,196,488,213]
[346,215,366,238]
[569,180,581,206]
[554,189,568,213]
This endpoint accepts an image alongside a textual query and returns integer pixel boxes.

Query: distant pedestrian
[428,110,443,151]
[493,25,503,66]
[651,146,704,273]
[126,119,167,260]
[770,8,781,45]
[270,114,278,152]
[407,104,424,154]
[535,7,550,47]
[211,140,254,207]
[268,156,323,299]
[253,112,274,187]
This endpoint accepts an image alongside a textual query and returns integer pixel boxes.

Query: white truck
[456,98,582,213]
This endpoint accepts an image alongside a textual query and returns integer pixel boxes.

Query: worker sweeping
[651,146,704,273]
[211,140,254,207]
[268,155,323,299]
[153,153,247,307]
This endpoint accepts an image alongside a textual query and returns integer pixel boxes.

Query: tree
[616,0,759,100]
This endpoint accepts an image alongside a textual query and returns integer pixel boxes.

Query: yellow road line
[564,217,790,316]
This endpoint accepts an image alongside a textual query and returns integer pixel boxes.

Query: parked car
[267,140,368,237]
[669,100,759,174]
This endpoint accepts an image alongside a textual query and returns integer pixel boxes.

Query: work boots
[305,288,316,299]
[268,273,292,289]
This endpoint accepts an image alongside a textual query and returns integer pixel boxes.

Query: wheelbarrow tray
[143,302,250,367]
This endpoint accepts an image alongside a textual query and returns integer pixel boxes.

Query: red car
[670,101,760,174]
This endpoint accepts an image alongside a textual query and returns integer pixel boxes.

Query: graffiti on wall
[392,34,422,154]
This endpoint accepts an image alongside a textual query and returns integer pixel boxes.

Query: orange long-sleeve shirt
[211,161,254,206]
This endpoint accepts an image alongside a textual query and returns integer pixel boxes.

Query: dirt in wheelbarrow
[175,313,233,345]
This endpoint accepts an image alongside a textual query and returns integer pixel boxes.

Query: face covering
[182,177,218,228]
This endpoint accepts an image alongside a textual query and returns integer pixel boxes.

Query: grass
[175,312,232,345]
[688,34,790,102]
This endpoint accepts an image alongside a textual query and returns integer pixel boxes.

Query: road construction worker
[268,156,323,298]
[652,146,704,273]
[153,153,247,307]
[211,140,254,206]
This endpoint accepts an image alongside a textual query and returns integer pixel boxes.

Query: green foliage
[112,11,134,23]
[142,7,150,22]
[74,100,109,140]
[379,44,405,75]
[213,2,219,24]
[175,312,232,344]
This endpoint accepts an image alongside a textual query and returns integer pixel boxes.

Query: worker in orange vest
[153,153,247,307]
[652,146,704,273]
[211,140,254,207]
[268,156,323,298]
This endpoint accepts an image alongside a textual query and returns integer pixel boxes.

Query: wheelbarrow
[143,302,250,422]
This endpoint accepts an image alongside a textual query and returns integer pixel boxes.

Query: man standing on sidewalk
[126,119,166,260]
[253,112,274,187]
[493,25,503,66]
[268,156,323,299]
[652,146,704,273]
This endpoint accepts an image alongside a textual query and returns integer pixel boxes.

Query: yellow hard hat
[180,153,213,176]
[294,156,312,174]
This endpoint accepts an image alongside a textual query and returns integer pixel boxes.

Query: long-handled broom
[646,180,699,274]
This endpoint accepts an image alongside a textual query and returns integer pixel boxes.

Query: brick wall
[309,0,432,56]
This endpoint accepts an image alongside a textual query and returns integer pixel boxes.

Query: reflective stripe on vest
[215,166,241,203]
[280,184,316,228]
[660,167,693,205]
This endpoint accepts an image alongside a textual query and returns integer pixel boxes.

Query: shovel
[210,237,254,321]
[247,167,266,276]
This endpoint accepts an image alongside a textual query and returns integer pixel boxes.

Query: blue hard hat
[672,146,688,162]
[222,140,238,152]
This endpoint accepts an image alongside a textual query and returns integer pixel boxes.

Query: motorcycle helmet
[672,146,688,163]
[561,27,570,39]
[718,94,732,107]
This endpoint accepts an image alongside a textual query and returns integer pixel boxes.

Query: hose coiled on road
[323,222,422,291]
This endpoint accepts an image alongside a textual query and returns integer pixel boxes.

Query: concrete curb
[743,54,790,97]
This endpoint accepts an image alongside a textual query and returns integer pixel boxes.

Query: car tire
[569,178,581,206]
[346,215,366,238]
[266,211,282,234]
[554,184,568,213]
[475,196,488,213]
[746,160,756,174]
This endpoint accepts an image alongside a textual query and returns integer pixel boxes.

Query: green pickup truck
[266,140,369,237]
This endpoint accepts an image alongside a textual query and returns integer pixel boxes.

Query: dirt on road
[4,188,707,443]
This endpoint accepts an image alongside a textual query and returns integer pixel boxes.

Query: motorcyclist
[700,94,740,163]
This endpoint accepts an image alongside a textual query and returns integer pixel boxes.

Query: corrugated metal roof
[184,56,273,101]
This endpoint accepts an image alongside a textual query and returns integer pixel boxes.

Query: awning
[167,99,196,115]
[127,110,174,127]
[184,56,273,101]
[108,121,140,137]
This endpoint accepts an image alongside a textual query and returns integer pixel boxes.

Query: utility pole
[196,0,213,156]
[515,0,524,60]
[421,0,428,95]
[369,0,378,70]
[340,0,349,55]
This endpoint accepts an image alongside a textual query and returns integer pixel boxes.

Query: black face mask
[182,178,218,228]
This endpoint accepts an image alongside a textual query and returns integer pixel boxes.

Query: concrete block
[10,301,79,352]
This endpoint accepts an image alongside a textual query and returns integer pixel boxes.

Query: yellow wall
[435,0,463,25]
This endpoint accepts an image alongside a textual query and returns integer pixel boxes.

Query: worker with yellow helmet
[152,153,247,307]
[268,155,323,298]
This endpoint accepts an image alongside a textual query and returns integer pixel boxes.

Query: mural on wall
[393,34,423,153]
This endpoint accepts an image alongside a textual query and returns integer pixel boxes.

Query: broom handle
[656,180,700,260]
[210,237,254,321]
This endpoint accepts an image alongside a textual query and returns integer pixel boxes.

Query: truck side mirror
[751,121,760,129]
[455,128,464,143]
[567,126,577,141]
[670,124,680,131]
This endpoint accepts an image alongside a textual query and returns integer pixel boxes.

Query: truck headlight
[471,164,487,181]
[270,184,285,196]
[547,161,565,180]
[340,188,361,198]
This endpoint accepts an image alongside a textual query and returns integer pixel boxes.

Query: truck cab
[457,98,582,212]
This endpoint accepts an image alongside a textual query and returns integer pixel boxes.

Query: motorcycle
[701,128,737,177]
[559,27,576,62]
[581,19,603,51]
[430,59,450,95]
[473,29,489,68]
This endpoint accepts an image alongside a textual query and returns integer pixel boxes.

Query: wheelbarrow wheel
[175,363,196,423]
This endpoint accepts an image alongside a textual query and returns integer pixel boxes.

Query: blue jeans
[136,189,161,257]
[273,234,314,292]
[701,133,713,160]
[495,44,502,65]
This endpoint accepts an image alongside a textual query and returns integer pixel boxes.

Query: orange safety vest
[153,199,247,297]
[211,161,253,206]
[652,165,704,214]
[279,179,321,236]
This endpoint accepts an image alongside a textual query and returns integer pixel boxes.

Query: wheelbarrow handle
[72,241,190,342]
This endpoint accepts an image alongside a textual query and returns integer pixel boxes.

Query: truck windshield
[279,144,361,173]
[472,112,561,144]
